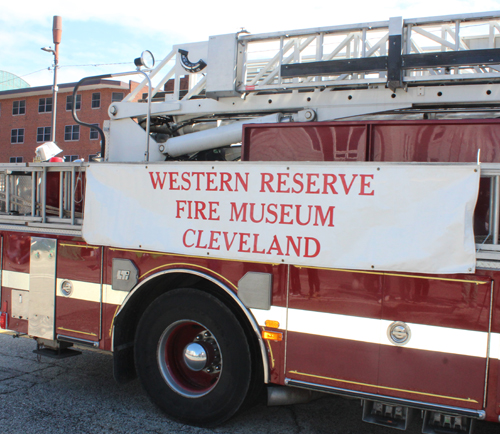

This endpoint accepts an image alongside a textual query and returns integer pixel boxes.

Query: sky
[1,0,500,88]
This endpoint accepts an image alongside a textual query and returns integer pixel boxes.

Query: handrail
[72,74,112,158]
[72,69,153,161]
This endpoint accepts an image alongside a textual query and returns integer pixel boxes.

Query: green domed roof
[0,71,30,91]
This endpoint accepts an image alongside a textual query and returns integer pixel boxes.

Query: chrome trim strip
[115,268,270,383]
[41,166,46,223]
[494,176,500,244]
[284,264,290,378]
[99,247,104,341]
[484,280,494,407]
[57,334,99,348]
[285,379,486,420]
[476,260,500,269]
[0,224,81,236]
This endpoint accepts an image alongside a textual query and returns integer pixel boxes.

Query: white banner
[82,162,480,274]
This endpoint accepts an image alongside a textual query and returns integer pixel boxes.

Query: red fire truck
[2,11,500,433]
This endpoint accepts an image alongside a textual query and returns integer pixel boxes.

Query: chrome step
[362,400,414,430]
[422,411,474,434]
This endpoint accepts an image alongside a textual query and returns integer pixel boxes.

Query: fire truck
[2,11,500,433]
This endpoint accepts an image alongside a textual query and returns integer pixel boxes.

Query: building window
[12,100,26,115]
[66,94,81,111]
[10,157,23,163]
[37,126,52,142]
[90,123,99,140]
[64,155,79,162]
[92,93,101,108]
[112,92,124,102]
[64,125,80,141]
[11,129,24,144]
[88,154,98,162]
[38,97,53,113]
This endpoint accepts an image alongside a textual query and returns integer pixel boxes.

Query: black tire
[134,288,253,427]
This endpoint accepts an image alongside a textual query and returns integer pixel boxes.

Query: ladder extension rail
[127,11,500,103]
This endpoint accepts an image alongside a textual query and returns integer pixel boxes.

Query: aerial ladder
[95,11,500,163]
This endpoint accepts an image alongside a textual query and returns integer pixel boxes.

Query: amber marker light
[265,320,280,328]
[262,330,283,341]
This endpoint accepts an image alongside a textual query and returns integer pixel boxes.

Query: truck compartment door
[285,267,382,395]
[378,274,492,410]
[55,242,102,342]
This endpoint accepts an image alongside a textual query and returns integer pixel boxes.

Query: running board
[33,338,82,359]
[285,379,485,420]
[33,347,82,359]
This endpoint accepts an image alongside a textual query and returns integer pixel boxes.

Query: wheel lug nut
[204,332,210,337]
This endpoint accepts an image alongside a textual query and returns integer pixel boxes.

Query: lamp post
[41,16,62,143]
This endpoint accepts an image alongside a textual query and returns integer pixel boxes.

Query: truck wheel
[134,288,253,427]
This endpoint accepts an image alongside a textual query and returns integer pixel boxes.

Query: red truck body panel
[1,119,499,423]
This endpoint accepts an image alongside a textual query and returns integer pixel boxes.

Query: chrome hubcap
[183,343,207,371]
[157,320,223,398]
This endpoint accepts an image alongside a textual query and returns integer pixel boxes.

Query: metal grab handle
[71,74,112,159]
[71,68,153,161]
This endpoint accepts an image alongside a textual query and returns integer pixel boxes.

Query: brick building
[0,80,141,163]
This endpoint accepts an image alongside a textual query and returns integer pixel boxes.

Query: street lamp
[41,16,62,143]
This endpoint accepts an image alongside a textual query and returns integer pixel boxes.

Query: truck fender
[111,268,269,384]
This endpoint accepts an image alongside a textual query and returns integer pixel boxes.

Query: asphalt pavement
[0,332,499,434]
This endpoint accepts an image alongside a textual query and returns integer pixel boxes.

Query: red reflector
[0,312,7,329]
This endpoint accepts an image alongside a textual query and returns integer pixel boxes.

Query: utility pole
[41,16,62,143]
